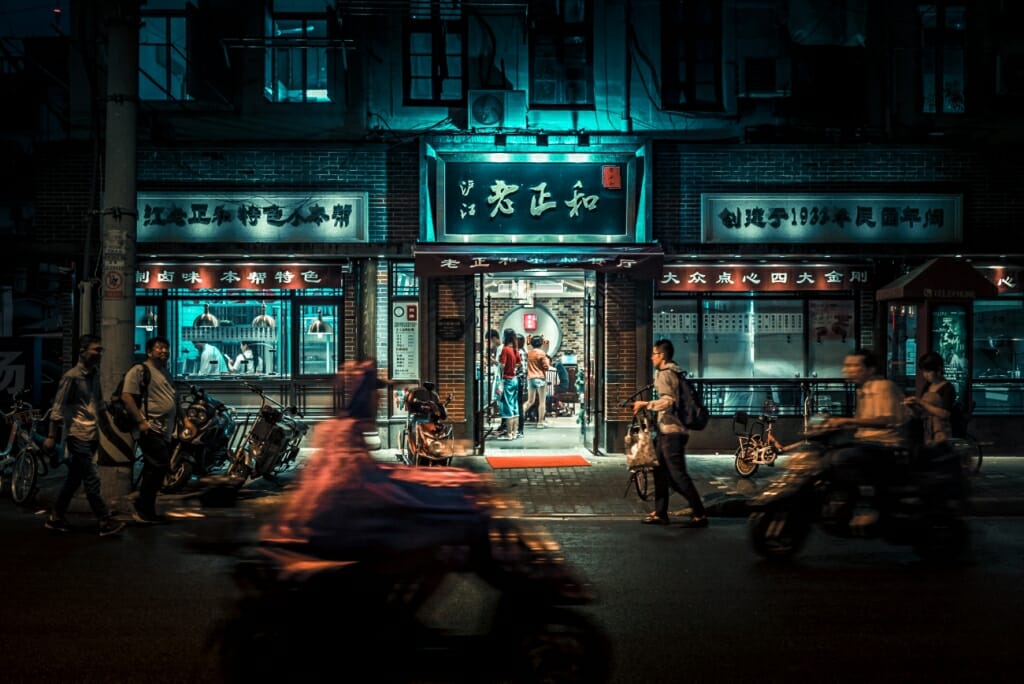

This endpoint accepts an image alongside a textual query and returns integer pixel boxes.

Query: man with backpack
[632,339,708,528]
[43,334,126,536]
[120,336,178,524]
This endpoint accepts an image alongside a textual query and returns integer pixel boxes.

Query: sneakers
[44,516,73,533]
[98,518,126,537]
[496,434,514,441]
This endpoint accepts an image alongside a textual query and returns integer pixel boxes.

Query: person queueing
[43,334,126,536]
[121,336,178,524]
[496,328,520,440]
[632,339,708,528]
[522,335,552,428]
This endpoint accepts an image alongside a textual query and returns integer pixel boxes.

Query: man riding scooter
[817,348,911,531]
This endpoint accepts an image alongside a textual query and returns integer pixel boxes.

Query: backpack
[674,370,709,431]
[107,363,151,432]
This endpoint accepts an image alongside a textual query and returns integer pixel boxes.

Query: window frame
[264,11,332,104]
[139,10,189,102]
[528,0,595,110]
[919,2,966,115]
[402,3,466,106]
[659,0,725,113]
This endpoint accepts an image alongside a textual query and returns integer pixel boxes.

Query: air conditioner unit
[467,90,527,129]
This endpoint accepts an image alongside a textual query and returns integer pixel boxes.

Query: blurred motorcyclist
[259,360,490,560]
[818,348,910,529]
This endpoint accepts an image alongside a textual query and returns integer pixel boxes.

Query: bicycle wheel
[629,468,652,501]
[950,436,982,475]
[734,446,759,478]
[11,449,39,506]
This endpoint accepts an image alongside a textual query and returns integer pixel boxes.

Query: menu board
[392,302,420,380]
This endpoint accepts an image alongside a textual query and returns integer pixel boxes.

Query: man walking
[633,339,708,528]
[43,334,125,536]
[121,336,178,523]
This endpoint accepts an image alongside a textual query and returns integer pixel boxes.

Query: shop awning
[876,257,998,301]
[413,243,664,278]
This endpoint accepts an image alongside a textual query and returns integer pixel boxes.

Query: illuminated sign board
[135,263,343,290]
[657,263,872,293]
[702,194,962,244]
[137,192,368,243]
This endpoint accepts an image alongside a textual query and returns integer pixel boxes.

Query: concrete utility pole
[97,0,140,501]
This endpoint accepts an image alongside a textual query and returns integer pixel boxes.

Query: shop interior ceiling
[484,273,587,300]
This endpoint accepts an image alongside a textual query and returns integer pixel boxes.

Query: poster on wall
[392,302,420,380]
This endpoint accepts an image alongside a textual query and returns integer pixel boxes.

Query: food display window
[134,289,343,380]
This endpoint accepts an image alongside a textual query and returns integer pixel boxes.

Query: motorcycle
[208,462,611,683]
[225,382,308,484]
[398,381,455,466]
[162,385,237,492]
[747,423,970,563]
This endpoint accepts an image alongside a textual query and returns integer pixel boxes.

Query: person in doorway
[193,341,228,376]
[522,335,552,428]
[905,351,956,446]
[496,328,520,440]
[121,336,178,524]
[43,334,125,537]
[632,339,708,528]
[229,341,257,374]
[516,333,527,436]
[820,348,910,529]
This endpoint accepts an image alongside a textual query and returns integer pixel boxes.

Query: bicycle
[1,388,53,506]
[733,409,786,478]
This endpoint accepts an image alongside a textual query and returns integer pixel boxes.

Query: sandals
[641,513,669,526]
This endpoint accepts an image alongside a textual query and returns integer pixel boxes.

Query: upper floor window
[529,0,594,108]
[919,3,965,114]
[265,10,330,103]
[139,11,189,101]
[660,0,724,112]
[403,1,465,105]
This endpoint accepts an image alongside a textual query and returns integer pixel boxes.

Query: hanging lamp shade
[193,303,219,328]
[252,303,276,328]
[307,310,332,334]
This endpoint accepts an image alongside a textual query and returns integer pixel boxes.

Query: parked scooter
[225,382,308,484]
[162,385,236,492]
[210,467,611,683]
[398,381,455,466]
[747,421,969,562]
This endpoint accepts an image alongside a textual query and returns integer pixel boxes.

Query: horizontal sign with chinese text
[702,194,962,244]
[438,157,634,242]
[138,192,368,243]
[658,263,872,293]
[135,263,343,290]
[414,243,662,278]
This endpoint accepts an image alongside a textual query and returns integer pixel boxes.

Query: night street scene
[2,1,1024,682]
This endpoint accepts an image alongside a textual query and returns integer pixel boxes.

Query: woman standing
[522,335,552,428]
[496,328,521,440]
[905,351,956,445]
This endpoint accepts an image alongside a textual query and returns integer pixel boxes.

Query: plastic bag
[624,415,658,469]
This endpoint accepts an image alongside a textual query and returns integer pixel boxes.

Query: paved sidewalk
[440,451,1024,519]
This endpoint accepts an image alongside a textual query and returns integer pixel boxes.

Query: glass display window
[808,300,856,379]
[300,305,339,376]
[973,299,1024,381]
[886,303,918,392]
[135,289,343,380]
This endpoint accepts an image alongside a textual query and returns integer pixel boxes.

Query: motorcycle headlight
[180,426,195,440]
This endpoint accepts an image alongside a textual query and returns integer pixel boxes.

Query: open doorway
[474,270,597,454]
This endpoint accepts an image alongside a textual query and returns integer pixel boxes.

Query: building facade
[4,0,1024,453]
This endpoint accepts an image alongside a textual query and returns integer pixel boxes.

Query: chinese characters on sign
[441,161,631,241]
[138,192,368,243]
[657,264,872,293]
[392,303,420,380]
[413,245,664,278]
[135,264,342,290]
[701,194,962,244]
